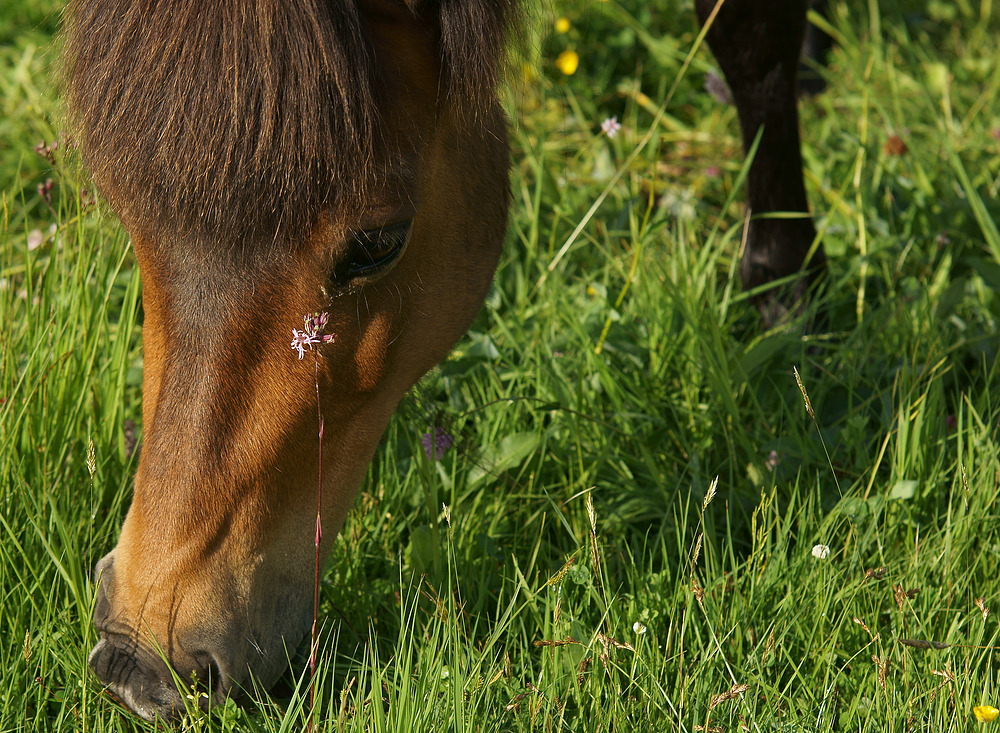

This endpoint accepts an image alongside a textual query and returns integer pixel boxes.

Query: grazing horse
[66,0,823,722]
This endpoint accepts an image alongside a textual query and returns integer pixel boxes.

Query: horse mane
[63,0,518,244]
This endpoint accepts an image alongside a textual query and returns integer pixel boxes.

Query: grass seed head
[86,436,96,479]
[691,532,703,568]
[872,655,890,692]
[793,366,815,420]
[703,476,718,512]
[864,566,888,581]
[853,616,877,641]
[893,583,919,612]
[709,682,749,711]
[962,462,970,507]
[692,577,704,605]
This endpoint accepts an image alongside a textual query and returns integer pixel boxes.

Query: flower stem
[309,352,323,729]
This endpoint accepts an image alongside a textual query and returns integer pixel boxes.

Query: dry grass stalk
[577,656,592,686]
[853,616,877,641]
[976,597,990,621]
[692,577,705,605]
[871,654,890,692]
[863,566,887,581]
[893,583,919,612]
[709,682,749,711]
[504,693,528,713]
[596,631,634,658]
[533,637,581,648]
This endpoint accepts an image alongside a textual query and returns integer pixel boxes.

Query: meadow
[3,0,1000,730]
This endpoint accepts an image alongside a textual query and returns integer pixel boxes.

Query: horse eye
[330,219,412,290]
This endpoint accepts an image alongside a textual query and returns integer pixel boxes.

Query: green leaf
[468,431,541,486]
[890,480,918,500]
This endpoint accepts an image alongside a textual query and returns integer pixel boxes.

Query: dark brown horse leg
[798,0,832,96]
[696,0,826,324]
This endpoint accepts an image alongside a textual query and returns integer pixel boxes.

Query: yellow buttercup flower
[555,50,579,76]
[975,706,1000,722]
[555,17,571,33]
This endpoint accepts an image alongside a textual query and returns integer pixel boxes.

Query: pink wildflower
[291,312,336,360]
[601,116,622,139]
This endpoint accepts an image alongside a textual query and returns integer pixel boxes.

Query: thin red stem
[309,352,323,728]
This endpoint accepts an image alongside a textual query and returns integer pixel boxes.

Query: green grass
[4,0,1000,730]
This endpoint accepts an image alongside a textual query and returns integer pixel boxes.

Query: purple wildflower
[291,311,336,360]
[601,116,622,139]
[422,427,454,460]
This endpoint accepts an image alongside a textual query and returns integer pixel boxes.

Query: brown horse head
[65,0,516,721]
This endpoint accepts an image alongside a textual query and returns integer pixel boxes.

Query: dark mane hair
[63,0,518,244]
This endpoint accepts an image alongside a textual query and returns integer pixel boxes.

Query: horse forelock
[64,0,519,247]
[64,0,380,243]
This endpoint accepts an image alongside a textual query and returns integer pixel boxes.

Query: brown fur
[64,0,518,243]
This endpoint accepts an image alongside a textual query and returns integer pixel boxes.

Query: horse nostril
[192,651,229,701]
[89,635,186,722]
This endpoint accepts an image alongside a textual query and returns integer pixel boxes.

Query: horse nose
[89,635,184,721]
[90,556,230,722]
[88,632,229,722]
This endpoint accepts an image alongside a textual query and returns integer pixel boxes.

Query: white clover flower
[812,544,831,560]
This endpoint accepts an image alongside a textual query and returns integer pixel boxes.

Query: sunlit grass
[3,0,1000,730]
